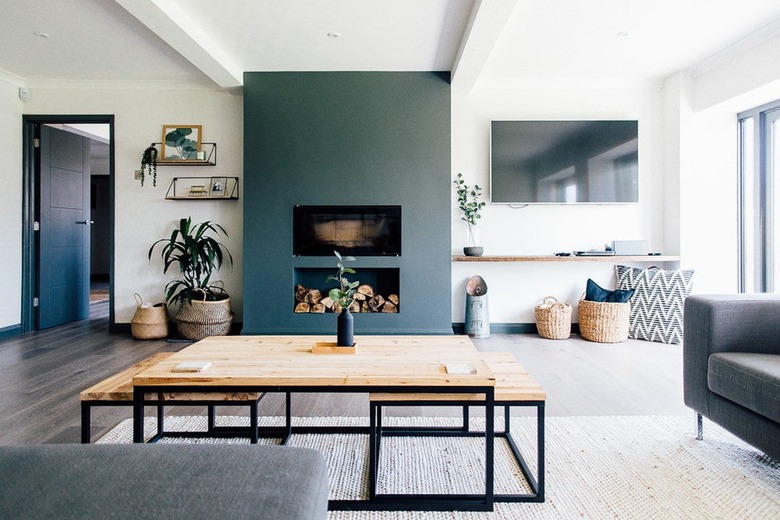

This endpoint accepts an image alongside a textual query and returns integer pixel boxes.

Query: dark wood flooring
[0,301,691,444]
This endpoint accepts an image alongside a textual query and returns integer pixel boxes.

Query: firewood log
[304,289,322,304]
[349,301,360,313]
[311,303,326,313]
[295,284,308,302]
[361,301,370,313]
[294,302,310,313]
[368,294,385,312]
[357,284,375,298]
[321,296,335,310]
[332,302,343,314]
[387,294,399,305]
[381,301,398,313]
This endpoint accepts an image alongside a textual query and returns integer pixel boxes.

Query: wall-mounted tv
[490,120,639,204]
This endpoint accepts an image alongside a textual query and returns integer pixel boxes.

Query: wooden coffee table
[132,335,498,511]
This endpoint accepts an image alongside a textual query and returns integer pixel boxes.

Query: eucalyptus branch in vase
[326,251,359,309]
[326,251,360,346]
[454,173,486,255]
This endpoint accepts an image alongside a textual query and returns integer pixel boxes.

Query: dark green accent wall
[242,72,452,334]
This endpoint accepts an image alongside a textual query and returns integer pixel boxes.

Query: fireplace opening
[293,205,401,256]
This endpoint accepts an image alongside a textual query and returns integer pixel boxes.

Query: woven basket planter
[578,297,630,343]
[130,294,169,340]
[535,296,572,340]
[175,294,232,341]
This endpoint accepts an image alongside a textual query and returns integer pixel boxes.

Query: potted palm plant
[148,217,233,340]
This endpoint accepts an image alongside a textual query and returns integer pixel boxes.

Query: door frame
[22,115,116,332]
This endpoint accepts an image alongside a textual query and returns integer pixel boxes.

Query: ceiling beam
[451,0,519,92]
[113,0,243,89]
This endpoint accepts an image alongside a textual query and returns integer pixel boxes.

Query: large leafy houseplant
[148,217,233,306]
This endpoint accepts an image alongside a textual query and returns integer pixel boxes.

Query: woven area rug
[98,415,780,519]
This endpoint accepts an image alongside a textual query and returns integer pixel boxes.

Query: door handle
[76,220,95,226]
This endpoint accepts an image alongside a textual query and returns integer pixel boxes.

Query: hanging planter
[140,144,158,187]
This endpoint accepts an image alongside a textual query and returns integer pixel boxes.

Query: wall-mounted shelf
[165,176,239,200]
[155,142,217,166]
[452,255,680,263]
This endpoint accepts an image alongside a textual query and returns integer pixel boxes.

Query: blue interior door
[37,126,92,329]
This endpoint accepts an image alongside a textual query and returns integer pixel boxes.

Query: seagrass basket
[534,296,572,340]
[130,293,169,340]
[578,296,630,343]
[175,292,232,341]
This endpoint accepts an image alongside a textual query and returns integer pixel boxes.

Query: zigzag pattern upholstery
[615,265,695,344]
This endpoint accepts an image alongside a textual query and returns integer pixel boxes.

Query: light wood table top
[133,335,496,389]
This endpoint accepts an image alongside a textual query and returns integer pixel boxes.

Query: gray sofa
[0,444,329,519]
[683,294,780,460]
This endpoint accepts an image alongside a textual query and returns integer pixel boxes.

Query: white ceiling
[2,0,780,91]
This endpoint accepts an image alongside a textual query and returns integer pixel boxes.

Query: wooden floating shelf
[164,176,239,200]
[155,142,217,166]
[452,255,681,263]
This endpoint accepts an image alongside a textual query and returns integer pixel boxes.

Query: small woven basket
[578,296,630,343]
[130,293,169,340]
[175,290,232,341]
[534,296,572,340]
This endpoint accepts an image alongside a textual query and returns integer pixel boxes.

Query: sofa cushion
[0,444,329,520]
[615,265,695,344]
[585,278,634,303]
[708,353,780,424]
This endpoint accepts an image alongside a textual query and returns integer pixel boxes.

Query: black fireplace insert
[293,205,401,256]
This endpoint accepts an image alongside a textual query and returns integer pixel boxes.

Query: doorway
[22,115,115,332]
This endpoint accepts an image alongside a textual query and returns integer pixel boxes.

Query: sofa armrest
[683,294,780,416]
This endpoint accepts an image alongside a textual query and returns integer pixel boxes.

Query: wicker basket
[578,296,630,343]
[534,296,572,340]
[175,291,232,341]
[130,293,169,340]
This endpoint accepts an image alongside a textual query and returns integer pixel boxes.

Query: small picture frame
[161,125,202,161]
[210,177,227,197]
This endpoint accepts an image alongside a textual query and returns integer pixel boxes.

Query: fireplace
[293,205,401,257]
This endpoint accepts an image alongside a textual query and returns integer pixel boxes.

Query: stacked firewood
[294,284,399,314]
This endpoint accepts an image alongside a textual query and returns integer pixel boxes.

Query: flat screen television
[490,120,639,204]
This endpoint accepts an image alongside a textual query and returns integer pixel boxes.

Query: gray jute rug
[98,415,780,519]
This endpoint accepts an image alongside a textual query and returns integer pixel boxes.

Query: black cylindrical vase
[337,308,354,347]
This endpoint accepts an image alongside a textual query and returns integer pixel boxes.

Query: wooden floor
[0,302,691,444]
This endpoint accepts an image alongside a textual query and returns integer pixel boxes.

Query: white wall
[21,86,244,324]
[676,30,780,296]
[450,84,666,323]
[0,81,24,330]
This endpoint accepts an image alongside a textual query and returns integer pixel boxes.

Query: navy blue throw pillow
[585,278,634,303]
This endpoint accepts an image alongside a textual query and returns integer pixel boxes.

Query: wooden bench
[368,351,546,503]
[80,352,265,443]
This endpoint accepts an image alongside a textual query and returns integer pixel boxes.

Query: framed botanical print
[161,125,202,161]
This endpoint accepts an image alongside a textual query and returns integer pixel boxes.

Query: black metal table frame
[133,384,497,512]
[82,394,265,444]
[369,399,545,503]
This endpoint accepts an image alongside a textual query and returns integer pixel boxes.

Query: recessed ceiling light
[616,31,629,37]
[33,32,50,38]
[327,32,341,38]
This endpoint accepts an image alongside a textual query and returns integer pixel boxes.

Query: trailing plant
[454,173,486,246]
[326,251,359,309]
[148,217,233,306]
[140,144,158,187]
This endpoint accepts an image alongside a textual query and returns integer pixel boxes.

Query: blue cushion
[585,278,634,303]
